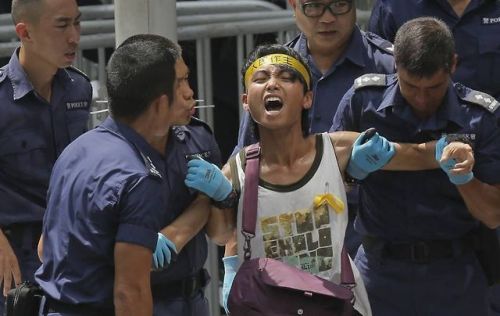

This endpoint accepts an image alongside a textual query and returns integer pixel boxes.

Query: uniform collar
[337,26,366,68]
[7,48,73,101]
[378,76,468,129]
[100,116,165,165]
[294,25,365,75]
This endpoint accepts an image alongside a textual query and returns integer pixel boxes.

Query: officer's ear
[288,0,297,10]
[450,54,458,75]
[15,22,31,42]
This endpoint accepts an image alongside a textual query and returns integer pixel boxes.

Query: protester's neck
[259,129,313,167]
[19,46,58,103]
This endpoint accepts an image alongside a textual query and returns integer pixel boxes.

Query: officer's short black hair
[11,0,42,24]
[394,17,455,77]
[106,34,181,120]
[241,44,311,139]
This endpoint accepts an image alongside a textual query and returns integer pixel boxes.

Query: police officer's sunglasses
[301,0,352,18]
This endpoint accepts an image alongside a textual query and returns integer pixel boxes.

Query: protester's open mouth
[264,96,283,112]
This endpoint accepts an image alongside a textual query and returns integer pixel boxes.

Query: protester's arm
[387,140,474,171]
[330,131,473,175]
[160,194,211,252]
[0,229,21,296]
[205,165,237,246]
[114,243,152,316]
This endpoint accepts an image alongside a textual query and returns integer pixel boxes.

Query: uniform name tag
[482,16,500,25]
[185,151,211,161]
[66,101,89,110]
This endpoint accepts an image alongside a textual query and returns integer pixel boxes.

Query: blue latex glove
[222,255,239,314]
[435,136,473,185]
[152,233,177,270]
[184,159,232,201]
[347,131,395,180]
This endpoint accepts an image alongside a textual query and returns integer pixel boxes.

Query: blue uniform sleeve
[231,111,257,157]
[115,176,165,251]
[330,87,358,132]
[368,0,398,43]
[473,115,500,184]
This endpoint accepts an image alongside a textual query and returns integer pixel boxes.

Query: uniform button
[297,309,304,315]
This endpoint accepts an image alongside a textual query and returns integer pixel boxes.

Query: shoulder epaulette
[354,73,387,90]
[460,88,499,113]
[67,66,90,82]
[364,32,394,55]
[138,151,162,179]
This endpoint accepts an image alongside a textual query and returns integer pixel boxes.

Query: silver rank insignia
[354,74,387,90]
[462,89,499,113]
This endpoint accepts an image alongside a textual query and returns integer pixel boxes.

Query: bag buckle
[242,231,254,260]
[410,242,430,263]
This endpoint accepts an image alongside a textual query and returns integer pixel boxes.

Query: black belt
[152,269,210,299]
[46,297,114,316]
[2,222,42,249]
[362,235,476,264]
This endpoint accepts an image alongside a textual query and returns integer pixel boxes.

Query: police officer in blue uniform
[35,34,192,316]
[0,0,90,313]
[368,0,500,101]
[234,0,395,258]
[331,17,500,315]
[150,117,226,316]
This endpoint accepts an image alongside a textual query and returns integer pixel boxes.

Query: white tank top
[234,133,372,316]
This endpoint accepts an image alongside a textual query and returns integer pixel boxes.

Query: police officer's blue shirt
[151,117,222,286]
[234,26,395,153]
[0,49,91,226]
[368,0,500,100]
[331,73,500,242]
[35,116,168,307]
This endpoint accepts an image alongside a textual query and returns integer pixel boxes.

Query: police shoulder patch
[139,151,162,179]
[460,89,499,113]
[354,74,387,90]
[67,66,90,82]
[364,31,394,55]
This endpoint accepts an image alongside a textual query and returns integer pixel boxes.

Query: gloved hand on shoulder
[435,136,474,185]
[221,255,239,314]
[347,128,395,180]
[152,233,177,270]
[184,158,232,201]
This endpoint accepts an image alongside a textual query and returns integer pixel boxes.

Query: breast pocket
[477,36,500,95]
[66,109,90,141]
[0,130,50,181]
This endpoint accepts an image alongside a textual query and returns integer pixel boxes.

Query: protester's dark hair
[394,17,455,77]
[241,44,311,139]
[11,0,42,24]
[106,34,181,119]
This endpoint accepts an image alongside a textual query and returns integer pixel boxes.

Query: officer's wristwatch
[212,189,239,209]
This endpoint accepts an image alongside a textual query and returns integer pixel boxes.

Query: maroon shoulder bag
[227,144,356,316]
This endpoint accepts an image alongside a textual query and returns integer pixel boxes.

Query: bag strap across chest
[240,143,355,286]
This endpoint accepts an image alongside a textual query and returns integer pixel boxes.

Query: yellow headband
[244,53,311,90]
